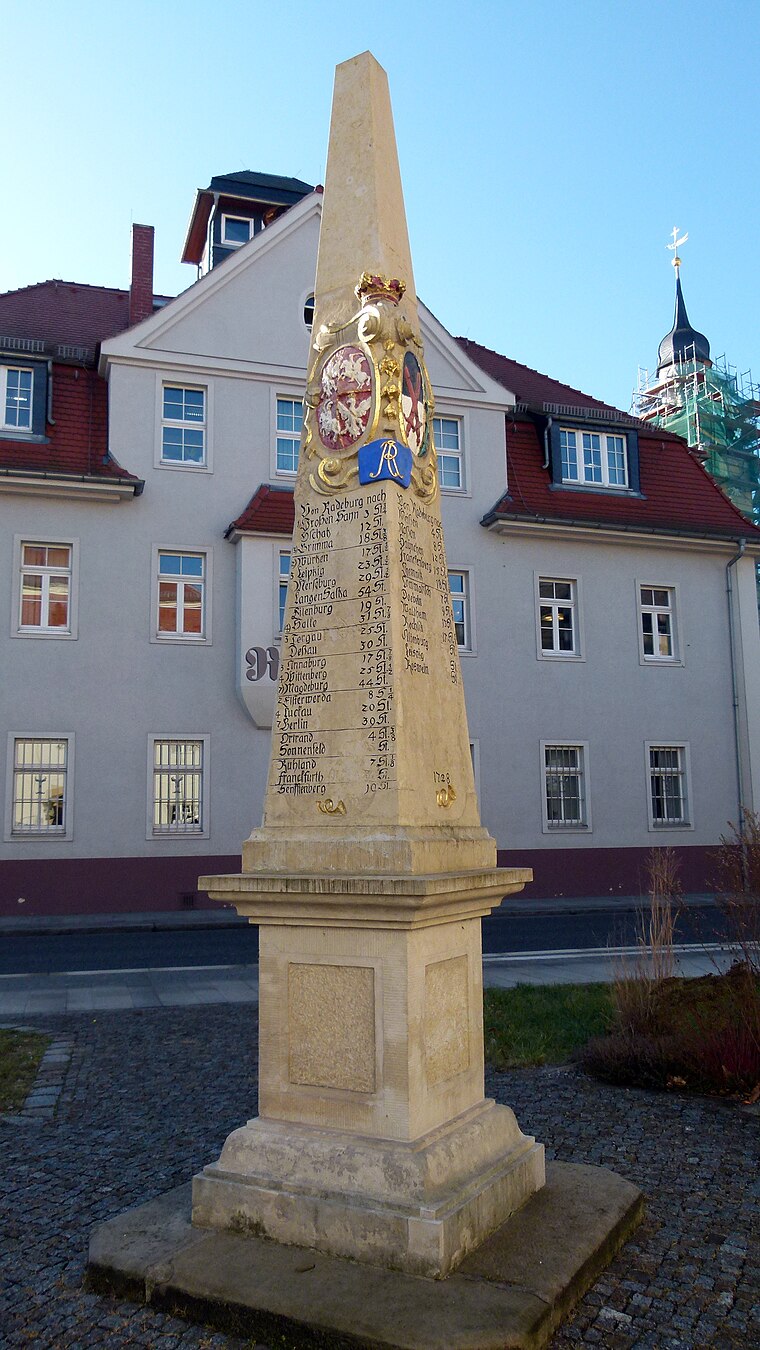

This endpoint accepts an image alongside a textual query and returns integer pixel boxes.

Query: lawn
[0,1029,50,1113]
[483,982,613,1069]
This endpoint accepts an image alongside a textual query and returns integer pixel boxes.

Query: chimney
[129,224,155,327]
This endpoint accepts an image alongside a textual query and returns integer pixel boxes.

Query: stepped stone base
[88,1162,644,1350]
[192,1100,544,1278]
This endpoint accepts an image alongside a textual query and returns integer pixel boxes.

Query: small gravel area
[0,1006,757,1349]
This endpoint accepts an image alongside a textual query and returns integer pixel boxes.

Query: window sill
[0,430,49,444]
[549,482,644,499]
[156,460,211,474]
[151,633,211,646]
[649,823,693,832]
[640,656,684,668]
[150,831,210,843]
[537,651,585,663]
[13,628,77,640]
[7,831,72,843]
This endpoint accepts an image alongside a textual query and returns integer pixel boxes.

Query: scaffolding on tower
[633,347,760,526]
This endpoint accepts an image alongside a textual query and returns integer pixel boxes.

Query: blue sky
[2,0,757,411]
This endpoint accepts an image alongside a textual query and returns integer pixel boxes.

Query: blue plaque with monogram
[358,438,413,487]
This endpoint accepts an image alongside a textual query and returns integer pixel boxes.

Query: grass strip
[0,1029,50,1113]
[484,983,613,1069]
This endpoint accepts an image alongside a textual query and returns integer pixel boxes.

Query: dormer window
[548,421,640,495]
[2,365,33,431]
[221,214,253,247]
[559,429,628,488]
[0,360,47,438]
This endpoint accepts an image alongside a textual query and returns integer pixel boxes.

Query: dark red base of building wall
[497,844,717,900]
[0,856,241,919]
[1,844,719,919]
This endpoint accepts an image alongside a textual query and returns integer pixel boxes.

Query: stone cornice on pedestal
[199,866,532,928]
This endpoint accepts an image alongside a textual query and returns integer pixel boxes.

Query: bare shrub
[611,848,682,1038]
[714,809,760,977]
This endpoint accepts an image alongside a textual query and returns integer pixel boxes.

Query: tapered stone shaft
[244,51,494,877]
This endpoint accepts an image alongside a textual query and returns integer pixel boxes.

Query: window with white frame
[18,543,72,633]
[1,365,33,431]
[559,428,628,488]
[278,551,291,632]
[276,397,303,474]
[433,416,464,491]
[221,214,253,246]
[543,743,588,829]
[639,586,677,661]
[161,386,206,465]
[157,552,206,638]
[10,737,69,835]
[538,578,578,656]
[448,571,470,649]
[151,739,205,835]
[648,745,690,827]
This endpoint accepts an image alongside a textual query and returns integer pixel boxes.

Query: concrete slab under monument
[87,49,644,1341]
[88,1164,644,1350]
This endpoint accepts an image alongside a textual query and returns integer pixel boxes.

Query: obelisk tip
[315,50,415,314]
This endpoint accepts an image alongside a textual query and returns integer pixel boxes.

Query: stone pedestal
[194,867,543,1277]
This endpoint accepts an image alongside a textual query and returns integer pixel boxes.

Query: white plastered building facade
[2,190,759,913]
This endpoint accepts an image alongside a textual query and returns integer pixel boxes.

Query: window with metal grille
[448,571,470,649]
[544,744,587,829]
[276,397,303,474]
[161,386,206,465]
[19,543,72,631]
[649,745,689,826]
[278,551,291,632]
[640,586,676,660]
[538,578,577,655]
[151,740,204,834]
[11,738,68,834]
[157,552,205,638]
[433,416,464,491]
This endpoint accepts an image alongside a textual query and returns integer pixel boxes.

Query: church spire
[657,227,711,374]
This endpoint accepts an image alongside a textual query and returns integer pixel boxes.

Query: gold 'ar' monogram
[369,439,403,481]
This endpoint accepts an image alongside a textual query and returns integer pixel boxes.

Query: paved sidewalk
[0,945,732,1016]
[1,1004,757,1348]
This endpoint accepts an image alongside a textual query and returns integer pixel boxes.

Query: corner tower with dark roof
[181,169,315,276]
[634,231,760,525]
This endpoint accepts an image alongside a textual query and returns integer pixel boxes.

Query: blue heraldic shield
[358,438,413,487]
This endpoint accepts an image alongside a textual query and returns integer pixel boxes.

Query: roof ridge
[0,279,130,299]
[456,335,621,412]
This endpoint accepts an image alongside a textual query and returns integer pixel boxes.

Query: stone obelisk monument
[195,51,543,1278]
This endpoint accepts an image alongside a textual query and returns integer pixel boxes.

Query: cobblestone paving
[0,1006,757,1349]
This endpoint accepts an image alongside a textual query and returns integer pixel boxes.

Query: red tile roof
[460,338,760,543]
[0,279,165,488]
[0,363,141,490]
[485,420,759,542]
[0,279,171,363]
[456,337,622,415]
[227,483,295,536]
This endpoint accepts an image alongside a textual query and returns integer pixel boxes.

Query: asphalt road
[0,905,729,975]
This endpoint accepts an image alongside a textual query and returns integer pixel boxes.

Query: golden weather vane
[667,226,688,275]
